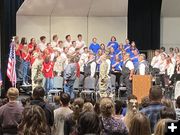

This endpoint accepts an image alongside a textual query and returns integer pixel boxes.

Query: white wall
[161,17,180,51]
[16,16,127,45]
[16,16,50,43]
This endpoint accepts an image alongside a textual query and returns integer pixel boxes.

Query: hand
[64,80,67,84]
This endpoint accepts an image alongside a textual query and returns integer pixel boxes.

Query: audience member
[82,102,94,112]
[128,112,151,135]
[53,93,73,135]
[64,98,84,135]
[77,112,101,135]
[100,98,128,135]
[0,87,23,135]
[141,85,164,133]
[18,105,49,135]
[30,86,54,129]
[160,107,176,120]
[175,95,180,120]
[154,119,170,135]
[114,100,124,120]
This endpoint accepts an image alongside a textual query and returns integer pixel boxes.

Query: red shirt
[15,44,23,56]
[76,63,80,78]
[21,52,30,62]
[42,62,54,78]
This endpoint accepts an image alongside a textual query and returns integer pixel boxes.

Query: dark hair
[77,34,82,38]
[65,35,70,40]
[52,34,58,40]
[160,107,176,120]
[111,36,116,41]
[32,86,45,100]
[149,86,163,101]
[72,41,76,44]
[18,105,48,135]
[30,38,35,42]
[94,102,100,116]
[60,93,70,106]
[129,112,151,135]
[20,37,27,45]
[176,96,180,108]
[115,100,123,115]
[40,36,46,41]
[160,47,166,52]
[77,112,101,135]
[141,96,150,108]
[128,94,137,101]
[83,47,88,50]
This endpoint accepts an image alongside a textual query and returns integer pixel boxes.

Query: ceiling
[17,0,180,17]
[17,0,128,17]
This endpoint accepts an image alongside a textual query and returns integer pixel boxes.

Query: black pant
[120,75,132,97]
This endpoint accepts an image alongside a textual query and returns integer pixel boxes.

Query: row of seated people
[0,86,180,135]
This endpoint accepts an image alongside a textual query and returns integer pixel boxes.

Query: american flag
[7,41,17,86]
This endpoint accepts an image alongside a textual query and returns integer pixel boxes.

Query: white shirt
[53,47,63,53]
[51,41,58,48]
[38,42,46,52]
[64,41,72,48]
[139,60,146,75]
[76,40,86,54]
[125,60,134,70]
[79,53,89,72]
[106,59,111,75]
[90,62,96,78]
[166,63,175,78]
[68,46,75,55]
[151,55,161,68]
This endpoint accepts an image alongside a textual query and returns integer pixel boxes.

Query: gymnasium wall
[160,17,180,51]
[16,16,127,45]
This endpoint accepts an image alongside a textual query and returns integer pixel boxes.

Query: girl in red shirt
[21,45,30,85]
[42,56,54,94]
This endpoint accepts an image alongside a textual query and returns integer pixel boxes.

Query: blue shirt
[111,60,122,71]
[124,44,131,53]
[141,103,165,133]
[89,43,100,54]
[107,41,119,51]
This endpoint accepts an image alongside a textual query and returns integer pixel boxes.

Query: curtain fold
[128,0,162,50]
[0,0,24,96]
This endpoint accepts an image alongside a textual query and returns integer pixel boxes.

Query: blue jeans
[44,78,54,94]
[64,80,75,99]
[22,60,30,83]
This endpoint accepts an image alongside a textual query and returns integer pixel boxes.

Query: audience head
[154,119,170,135]
[72,98,84,115]
[82,102,94,112]
[18,105,48,135]
[141,96,150,108]
[32,86,45,100]
[176,96,180,108]
[161,98,174,109]
[77,112,101,135]
[149,85,163,102]
[60,93,70,106]
[160,107,176,120]
[114,100,123,115]
[127,95,138,113]
[94,102,100,116]
[7,87,19,101]
[40,36,46,43]
[129,112,151,135]
[100,98,114,117]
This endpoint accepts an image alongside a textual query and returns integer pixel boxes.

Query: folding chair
[73,78,80,97]
[81,76,96,101]
[48,76,64,102]
[174,81,180,99]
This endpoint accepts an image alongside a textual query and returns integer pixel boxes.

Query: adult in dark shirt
[30,86,54,131]
[141,85,165,133]
[0,87,24,135]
